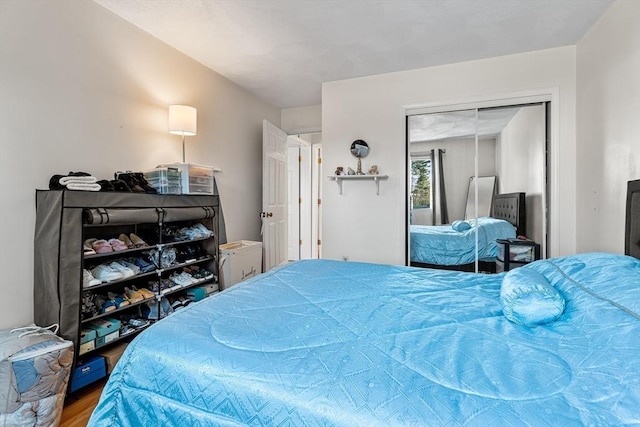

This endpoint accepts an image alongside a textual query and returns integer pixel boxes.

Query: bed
[410,192,525,270]
[89,181,640,426]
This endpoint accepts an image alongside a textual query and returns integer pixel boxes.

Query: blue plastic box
[69,355,106,393]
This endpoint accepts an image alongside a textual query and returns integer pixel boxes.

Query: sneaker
[149,279,174,295]
[124,317,150,328]
[91,263,124,282]
[169,296,184,311]
[131,256,155,273]
[120,324,136,336]
[108,261,135,279]
[83,269,101,288]
[170,272,196,287]
[191,223,213,237]
[117,259,141,275]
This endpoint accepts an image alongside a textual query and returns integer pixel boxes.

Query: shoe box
[85,318,121,348]
[79,328,96,355]
[69,355,106,393]
[98,342,129,374]
[187,283,219,301]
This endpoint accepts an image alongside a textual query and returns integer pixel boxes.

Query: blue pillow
[451,220,472,232]
[500,268,565,327]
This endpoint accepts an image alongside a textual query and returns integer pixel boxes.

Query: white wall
[576,0,640,253]
[322,47,577,265]
[0,0,280,329]
[497,105,546,244]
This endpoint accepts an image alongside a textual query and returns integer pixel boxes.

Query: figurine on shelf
[335,166,344,176]
[368,165,379,175]
[347,167,356,175]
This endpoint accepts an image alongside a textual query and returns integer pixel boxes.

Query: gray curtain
[431,149,449,225]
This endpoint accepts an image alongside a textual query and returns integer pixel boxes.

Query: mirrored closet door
[406,103,548,272]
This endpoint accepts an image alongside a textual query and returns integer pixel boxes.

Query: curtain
[431,149,449,225]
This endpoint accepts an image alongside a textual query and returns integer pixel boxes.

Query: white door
[262,120,288,271]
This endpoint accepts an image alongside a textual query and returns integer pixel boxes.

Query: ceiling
[94,0,613,109]
[408,107,521,142]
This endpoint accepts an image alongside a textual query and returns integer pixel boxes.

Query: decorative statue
[347,167,356,175]
[368,165,379,175]
[335,166,344,176]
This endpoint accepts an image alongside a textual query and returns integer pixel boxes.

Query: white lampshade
[168,105,197,136]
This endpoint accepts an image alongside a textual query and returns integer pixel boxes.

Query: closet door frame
[404,88,559,265]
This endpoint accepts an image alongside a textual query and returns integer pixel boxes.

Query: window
[411,158,431,208]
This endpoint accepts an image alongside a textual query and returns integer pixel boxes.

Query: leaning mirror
[350,139,369,174]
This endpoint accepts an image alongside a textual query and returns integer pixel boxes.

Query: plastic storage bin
[219,240,262,289]
[159,163,215,195]
[496,238,541,272]
[0,324,73,427]
[144,167,182,194]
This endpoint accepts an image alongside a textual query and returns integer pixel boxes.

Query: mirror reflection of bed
[407,103,547,272]
[410,175,525,272]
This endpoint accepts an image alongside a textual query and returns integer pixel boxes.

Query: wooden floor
[59,379,106,427]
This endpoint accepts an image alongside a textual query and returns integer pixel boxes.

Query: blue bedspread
[89,253,640,426]
[410,216,516,265]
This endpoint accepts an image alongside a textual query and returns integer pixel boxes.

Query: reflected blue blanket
[89,253,640,426]
[410,216,516,265]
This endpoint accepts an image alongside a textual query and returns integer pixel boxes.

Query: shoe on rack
[95,295,116,314]
[92,239,114,254]
[83,241,96,256]
[129,318,150,329]
[123,287,144,304]
[116,259,141,275]
[82,292,99,319]
[141,299,159,320]
[130,256,155,273]
[186,265,214,281]
[160,297,174,317]
[108,292,130,309]
[132,285,155,299]
[83,269,101,288]
[170,272,196,287]
[119,234,135,249]
[91,263,125,282]
[108,261,135,279]
[120,324,137,336]
[178,295,193,307]
[169,296,184,311]
[130,233,149,248]
[109,238,129,251]
[192,223,214,237]
[148,279,174,295]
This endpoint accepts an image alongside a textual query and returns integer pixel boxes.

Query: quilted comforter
[410,216,516,265]
[89,253,640,426]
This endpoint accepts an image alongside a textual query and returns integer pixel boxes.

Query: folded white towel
[59,175,97,185]
[66,182,101,191]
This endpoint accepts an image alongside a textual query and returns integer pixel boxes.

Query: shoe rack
[33,191,220,387]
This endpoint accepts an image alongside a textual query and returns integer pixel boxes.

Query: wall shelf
[328,175,389,195]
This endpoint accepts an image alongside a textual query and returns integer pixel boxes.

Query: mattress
[410,216,516,265]
[89,253,640,426]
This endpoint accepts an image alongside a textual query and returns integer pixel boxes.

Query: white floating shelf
[328,175,389,195]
